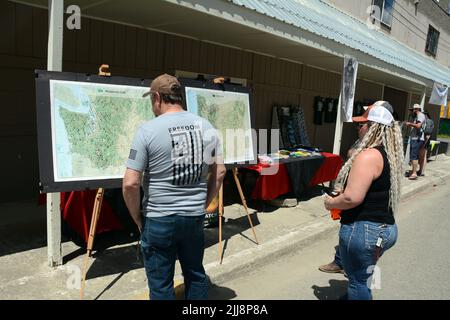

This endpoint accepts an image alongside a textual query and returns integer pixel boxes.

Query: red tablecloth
[309,152,343,186]
[246,152,343,200]
[39,191,123,242]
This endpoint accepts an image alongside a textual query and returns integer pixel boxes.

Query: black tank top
[340,146,395,225]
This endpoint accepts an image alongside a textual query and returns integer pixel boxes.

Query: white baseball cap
[353,105,394,127]
[368,106,394,127]
[408,103,424,111]
[363,100,394,114]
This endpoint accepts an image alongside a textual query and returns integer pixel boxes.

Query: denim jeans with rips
[339,221,397,300]
[140,214,208,300]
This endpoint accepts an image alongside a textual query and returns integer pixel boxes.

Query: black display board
[180,78,256,168]
[35,70,152,193]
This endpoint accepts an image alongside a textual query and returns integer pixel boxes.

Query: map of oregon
[50,80,153,181]
[185,87,254,164]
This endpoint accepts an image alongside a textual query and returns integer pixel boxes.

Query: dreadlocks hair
[336,121,404,214]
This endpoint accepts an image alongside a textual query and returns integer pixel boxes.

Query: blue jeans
[140,215,208,300]
[334,246,342,269]
[339,221,397,300]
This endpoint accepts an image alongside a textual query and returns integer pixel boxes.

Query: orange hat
[352,105,372,123]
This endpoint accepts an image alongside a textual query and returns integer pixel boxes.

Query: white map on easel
[185,86,254,164]
[50,80,153,181]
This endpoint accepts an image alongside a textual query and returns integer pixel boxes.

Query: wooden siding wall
[383,86,409,121]
[300,66,342,153]
[0,0,395,202]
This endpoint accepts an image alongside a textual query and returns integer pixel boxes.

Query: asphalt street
[209,180,450,300]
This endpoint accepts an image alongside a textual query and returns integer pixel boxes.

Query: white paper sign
[341,56,358,122]
[429,82,448,106]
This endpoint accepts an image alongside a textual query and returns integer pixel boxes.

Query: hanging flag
[341,56,358,122]
[429,82,448,106]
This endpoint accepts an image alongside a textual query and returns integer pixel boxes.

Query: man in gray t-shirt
[123,74,226,300]
[405,104,426,180]
[126,110,220,218]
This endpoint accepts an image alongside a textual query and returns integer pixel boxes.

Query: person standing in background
[405,104,426,180]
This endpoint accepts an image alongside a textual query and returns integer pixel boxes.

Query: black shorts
[410,139,424,161]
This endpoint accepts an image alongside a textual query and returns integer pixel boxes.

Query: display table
[244,152,343,200]
[38,153,342,240]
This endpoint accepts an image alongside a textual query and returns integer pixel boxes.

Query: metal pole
[420,88,426,109]
[404,92,413,164]
[47,0,64,267]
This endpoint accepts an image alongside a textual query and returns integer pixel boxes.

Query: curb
[204,215,339,286]
[401,170,450,200]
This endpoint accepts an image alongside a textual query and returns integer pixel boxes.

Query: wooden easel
[218,167,259,264]
[211,77,259,264]
[80,64,110,300]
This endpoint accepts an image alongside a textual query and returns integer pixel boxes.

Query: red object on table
[246,152,343,200]
[39,191,123,243]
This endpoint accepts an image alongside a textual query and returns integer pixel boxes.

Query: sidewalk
[1,154,449,300]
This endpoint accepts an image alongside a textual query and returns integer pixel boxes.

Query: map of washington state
[185,87,254,164]
[50,80,153,181]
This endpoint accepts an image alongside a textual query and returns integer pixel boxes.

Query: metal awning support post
[332,94,343,156]
[420,88,426,109]
[47,0,64,267]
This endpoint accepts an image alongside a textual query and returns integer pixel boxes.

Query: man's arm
[405,121,422,129]
[123,168,143,232]
[205,162,226,209]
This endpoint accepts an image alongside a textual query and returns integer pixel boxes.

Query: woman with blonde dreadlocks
[323,103,404,300]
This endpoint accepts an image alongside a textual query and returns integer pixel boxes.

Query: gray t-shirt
[126,111,222,217]
[410,112,426,141]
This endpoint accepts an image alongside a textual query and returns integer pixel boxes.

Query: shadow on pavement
[86,243,143,280]
[84,212,261,281]
[204,212,260,247]
[208,282,237,300]
[0,220,47,257]
[94,271,127,300]
[312,279,348,300]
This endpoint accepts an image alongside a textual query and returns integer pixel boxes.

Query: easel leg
[218,185,224,264]
[80,188,104,300]
[232,168,259,245]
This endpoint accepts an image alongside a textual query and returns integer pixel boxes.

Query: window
[371,0,395,27]
[425,25,440,57]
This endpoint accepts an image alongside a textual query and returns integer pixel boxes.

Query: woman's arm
[324,148,383,210]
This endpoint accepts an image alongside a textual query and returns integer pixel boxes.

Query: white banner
[429,82,448,106]
[341,56,358,122]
